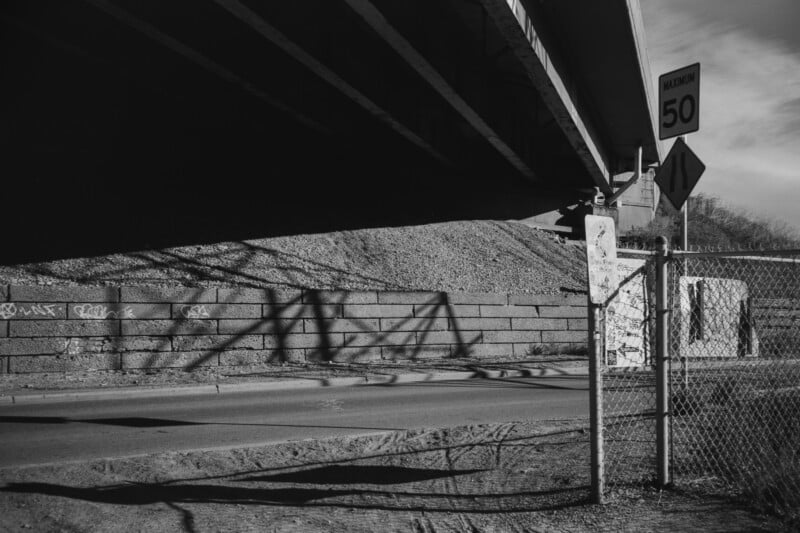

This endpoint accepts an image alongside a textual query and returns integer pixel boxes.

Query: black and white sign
[659,63,700,140]
[606,258,649,367]
[585,215,618,305]
[654,137,706,211]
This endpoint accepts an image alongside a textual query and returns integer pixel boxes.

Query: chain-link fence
[601,250,658,487]
[593,245,800,520]
[594,246,800,521]
[669,251,800,519]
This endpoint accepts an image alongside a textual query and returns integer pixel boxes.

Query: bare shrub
[620,194,800,250]
[526,343,587,356]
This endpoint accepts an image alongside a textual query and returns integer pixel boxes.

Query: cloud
[641,1,800,230]
[777,97,800,137]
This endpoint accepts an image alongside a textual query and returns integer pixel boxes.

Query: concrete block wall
[751,298,800,357]
[0,286,588,373]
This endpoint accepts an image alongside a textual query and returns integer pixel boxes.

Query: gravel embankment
[0,220,587,294]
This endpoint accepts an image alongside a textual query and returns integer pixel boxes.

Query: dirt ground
[0,420,783,533]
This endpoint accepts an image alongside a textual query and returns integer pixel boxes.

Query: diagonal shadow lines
[0,423,591,531]
[7,239,496,373]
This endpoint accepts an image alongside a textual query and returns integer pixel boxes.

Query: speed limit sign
[659,63,700,140]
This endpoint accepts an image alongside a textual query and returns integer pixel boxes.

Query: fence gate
[595,244,800,516]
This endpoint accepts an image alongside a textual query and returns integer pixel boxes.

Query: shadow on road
[402,375,589,391]
[0,415,398,432]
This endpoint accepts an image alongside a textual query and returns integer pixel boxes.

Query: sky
[639,0,800,231]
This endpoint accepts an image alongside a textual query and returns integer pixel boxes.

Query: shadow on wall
[176,289,480,370]
[0,235,590,372]
[0,236,591,372]
[0,279,592,373]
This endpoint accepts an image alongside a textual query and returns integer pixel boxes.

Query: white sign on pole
[659,63,700,140]
[585,215,618,305]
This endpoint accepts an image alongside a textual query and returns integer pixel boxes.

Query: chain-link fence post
[589,300,605,503]
[655,236,671,488]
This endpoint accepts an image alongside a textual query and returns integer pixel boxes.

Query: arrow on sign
[655,137,706,211]
[668,152,689,193]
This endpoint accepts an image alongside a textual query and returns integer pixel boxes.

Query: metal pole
[679,135,688,251]
[681,356,689,390]
[589,302,605,503]
[606,146,643,207]
[680,205,688,250]
[655,236,671,487]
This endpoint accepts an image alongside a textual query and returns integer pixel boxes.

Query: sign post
[655,236,671,488]
[659,63,700,249]
[585,215,618,504]
[654,62,700,483]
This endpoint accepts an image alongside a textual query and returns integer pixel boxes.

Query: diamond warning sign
[655,137,706,211]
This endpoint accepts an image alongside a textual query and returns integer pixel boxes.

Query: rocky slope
[0,220,587,295]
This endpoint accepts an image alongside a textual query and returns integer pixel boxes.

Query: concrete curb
[2,366,588,405]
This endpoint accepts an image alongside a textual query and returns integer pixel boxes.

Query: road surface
[0,376,588,468]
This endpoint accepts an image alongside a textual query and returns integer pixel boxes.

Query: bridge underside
[1,0,659,263]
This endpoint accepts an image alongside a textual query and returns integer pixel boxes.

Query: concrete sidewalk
[0,357,588,404]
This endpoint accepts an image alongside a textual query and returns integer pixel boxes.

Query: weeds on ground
[526,343,587,357]
[673,380,800,526]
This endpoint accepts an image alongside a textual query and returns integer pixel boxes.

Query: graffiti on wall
[606,258,650,367]
[73,304,136,320]
[0,303,61,320]
[64,337,111,355]
[179,305,210,319]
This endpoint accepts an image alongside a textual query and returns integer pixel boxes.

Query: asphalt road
[0,376,588,468]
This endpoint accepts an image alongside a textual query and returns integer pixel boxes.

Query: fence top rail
[671,249,800,260]
[617,248,657,257]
